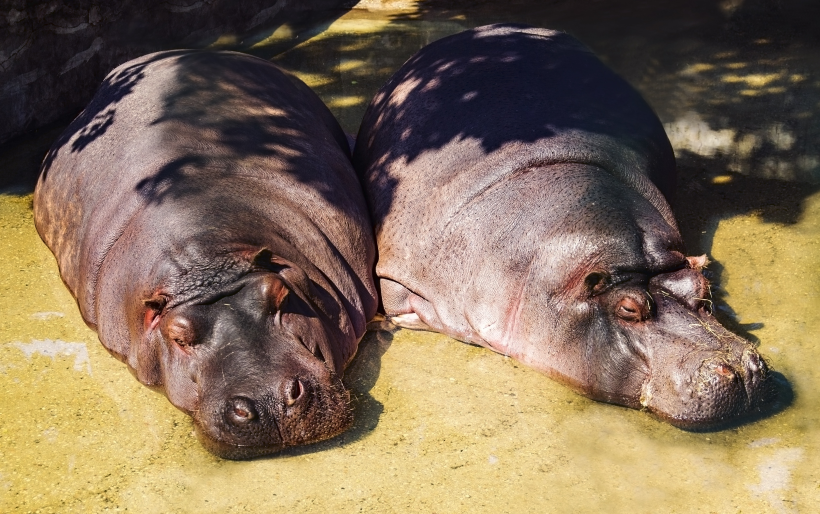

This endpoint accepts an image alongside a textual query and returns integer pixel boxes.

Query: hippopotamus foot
[388,313,431,331]
[381,278,441,331]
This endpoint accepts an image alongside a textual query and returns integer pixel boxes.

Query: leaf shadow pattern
[128,51,352,209]
[38,52,176,183]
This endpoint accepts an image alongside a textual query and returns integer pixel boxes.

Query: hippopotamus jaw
[601,268,777,430]
[539,262,776,429]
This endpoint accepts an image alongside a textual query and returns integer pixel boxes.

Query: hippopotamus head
[553,254,777,429]
[140,252,351,459]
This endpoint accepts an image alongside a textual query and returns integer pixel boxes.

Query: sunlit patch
[747,447,803,511]
[711,175,733,184]
[291,72,334,88]
[249,24,294,48]
[29,311,65,320]
[680,63,716,75]
[797,155,820,172]
[722,73,782,87]
[724,62,747,69]
[326,95,366,108]
[421,78,441,92]
[8,339,92,374]
[767,123,795,150]
[321,17,392,34]
[205,34,240,49]
[336,59,367,73]
[664,112,736,157]
[389,76,423,107]
[719,0,744,16]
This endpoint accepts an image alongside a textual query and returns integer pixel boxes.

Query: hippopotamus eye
[615,296,648,322]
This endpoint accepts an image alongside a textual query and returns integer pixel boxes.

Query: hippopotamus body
[353,25,776,428]
[34,51,377,458]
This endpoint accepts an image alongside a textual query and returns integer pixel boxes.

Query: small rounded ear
[260,273,290,312]
[250,248,292,274]
[143,294,167,331]
[161,313,196,349]
[687,254,710,270]
[584,271,611,296]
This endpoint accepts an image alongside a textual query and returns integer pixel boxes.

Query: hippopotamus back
[35,51,377,458]
[354,25,777,429]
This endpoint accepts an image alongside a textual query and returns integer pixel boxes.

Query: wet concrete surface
[2,1,820,512]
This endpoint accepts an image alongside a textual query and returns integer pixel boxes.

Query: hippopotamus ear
[249,248,313,291]
[686,254,710,270]
[583,271,612,296]
[142,293,168,331]
[248,248,315,314]
[260,273,290,313]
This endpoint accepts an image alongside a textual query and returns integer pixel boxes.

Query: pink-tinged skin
[354,24,778,429]
[33,51,377,459]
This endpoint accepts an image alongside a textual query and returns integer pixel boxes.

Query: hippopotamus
[33,50,377,458]
[353,24,778,428]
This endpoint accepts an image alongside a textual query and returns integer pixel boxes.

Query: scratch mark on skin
[498,254,538,357]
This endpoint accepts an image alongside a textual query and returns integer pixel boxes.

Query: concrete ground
[1,1,819,512]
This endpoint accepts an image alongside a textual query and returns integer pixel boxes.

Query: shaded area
[0,0,356,185]
[38,51,171,181]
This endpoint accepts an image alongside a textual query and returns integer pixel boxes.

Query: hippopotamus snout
[633,266,777,429]
[195,352,352,460]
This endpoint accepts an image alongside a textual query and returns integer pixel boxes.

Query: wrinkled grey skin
[353,24,776,428]
[34,51,378,458]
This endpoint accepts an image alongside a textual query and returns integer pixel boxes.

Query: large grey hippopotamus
[34,50,378,458]
[353,24,778,428]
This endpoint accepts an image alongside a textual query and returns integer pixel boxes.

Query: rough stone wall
[0,0,350,145]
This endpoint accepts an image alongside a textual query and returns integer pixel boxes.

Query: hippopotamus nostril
[285,378,305,407]
[714,363,736,380]
[742,349,768,377]
[226,396,258,426]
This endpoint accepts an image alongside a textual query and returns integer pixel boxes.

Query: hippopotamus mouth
[639,343,779,430]
[192,372,353,460]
